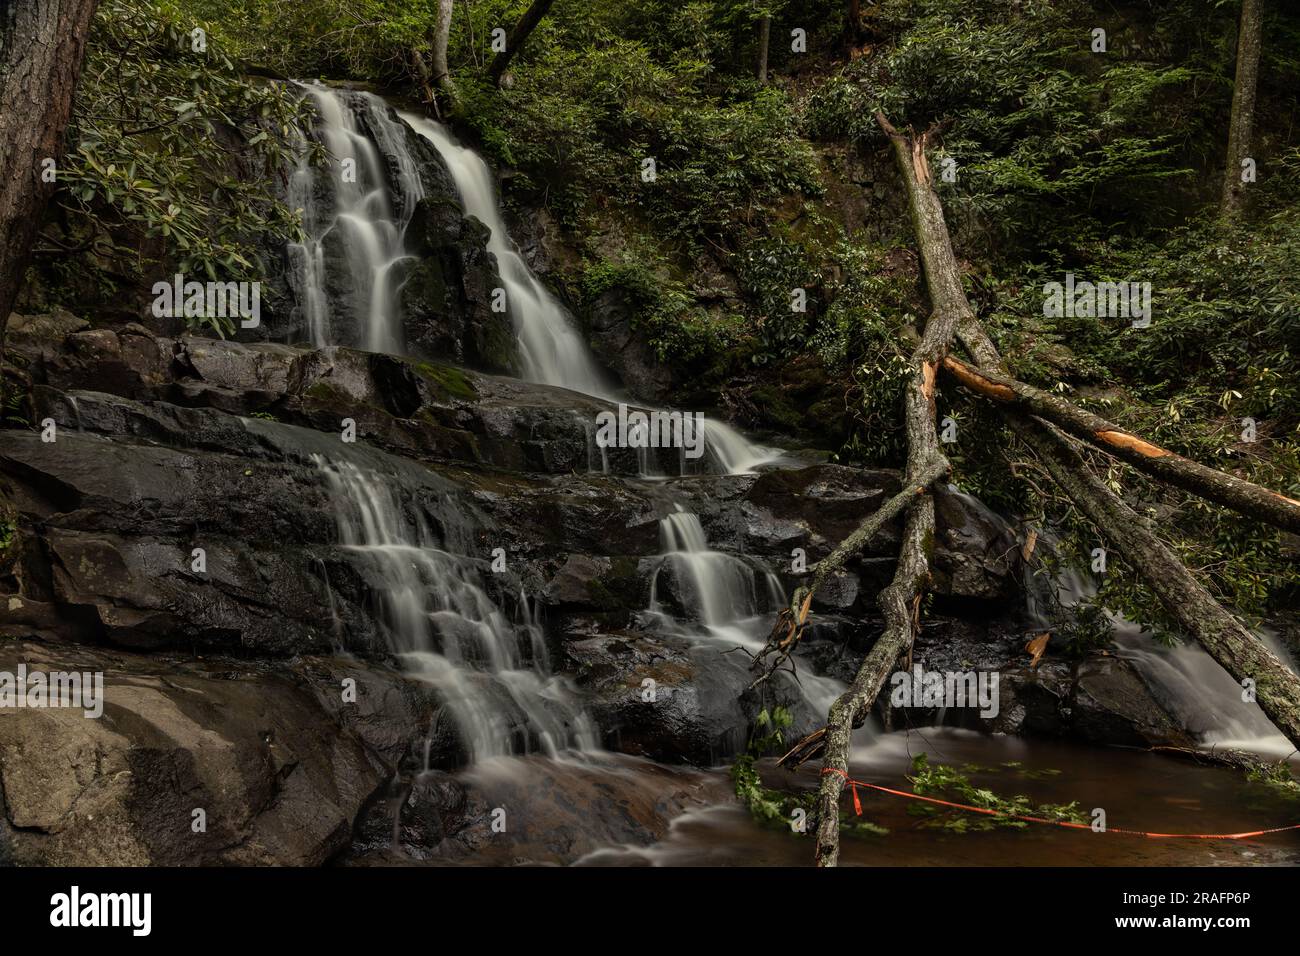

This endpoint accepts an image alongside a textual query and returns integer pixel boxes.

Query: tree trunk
[1221,0,1264,218]
[941,355,1300,533]
[488,0,556,85]
[813,114,957,867]
[952,314,1300,754]
[0,0,100,334]
[756,15,771,84]
[810,105,1300,863]
[844,0,861,44]
[430,0,457,106]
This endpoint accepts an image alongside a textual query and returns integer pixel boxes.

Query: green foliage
[907,754,1086,832]
[730,706,887,837]
[736,236,815,359]
[578,256,745,363]
[976,206,1300,628]
[174,0,440,84]
[729,754,815,827]
[1245,760,1300,801]
[458,53,820,248]
[62,0,309,334]
[803,0,1234,252]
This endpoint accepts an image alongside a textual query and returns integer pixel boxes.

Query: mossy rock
[582,556,643,613]
[749,385,804,431]
[413,362,479,402]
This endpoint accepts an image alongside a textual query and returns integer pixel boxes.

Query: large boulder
[0,642,396,866]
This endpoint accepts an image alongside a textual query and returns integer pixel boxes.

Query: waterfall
[1029,559,1294,755]
[399,112,780,476]
[652,510,768,646]
[315,455,597,761]
[648,507,846,718]
[398,113,613,396]
[287,84,421,353]
[281,89,806,769]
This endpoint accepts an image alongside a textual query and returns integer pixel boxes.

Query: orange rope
[821,767,1300,840]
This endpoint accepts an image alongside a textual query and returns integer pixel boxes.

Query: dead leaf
[1025,632,1050,669]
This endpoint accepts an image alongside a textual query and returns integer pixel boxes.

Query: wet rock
[582,284,674,402]
[879,617,1196,749]
[401,203,515,374]
[930,484,1019,602]
[345,754,728,865]
[0,642,388,866]
[5,309,89,348]
[565,623,827,766]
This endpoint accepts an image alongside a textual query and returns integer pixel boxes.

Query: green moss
[302,381,352,404]
[582,556,642,612]
[750,385,804,431]
[413,362,478,401]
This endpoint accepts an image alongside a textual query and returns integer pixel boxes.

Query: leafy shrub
[62,0,309,333]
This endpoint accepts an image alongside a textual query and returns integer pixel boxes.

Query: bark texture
[0,0,100,330]
[756,15,771,84]
[941,355,1300,533]
[813,115,958,867]
[430,0,456,105]
[488,0,556,85]
[1221,0,1264,218]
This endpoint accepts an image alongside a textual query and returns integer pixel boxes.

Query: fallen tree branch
[812,113,958,867]
[747,455,946,690]
[941,355,1300,534]
[952,315,1300,753]
[806,106,1300,867]
[813,502,934,867]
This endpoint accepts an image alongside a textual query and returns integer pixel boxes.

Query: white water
[400,112,780,476]
[315,456,597,761]
[281,91,795,778]
[1035,565,1296,757]
[288,84,420,353]
[648,507,845,719]
[400,113,612,395]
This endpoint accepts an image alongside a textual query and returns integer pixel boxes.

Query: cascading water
[287,85,421,353]
[398,113,612,396]
[648,507,845,720]
[650,509,778,649]
[315,455,597,761]
[1028,553,1296,756]
[283,91,817,774]
[399,112,779,477]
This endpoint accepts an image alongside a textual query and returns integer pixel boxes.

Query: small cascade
[398,112,612,396]
[647,507,845,719]
[400,113,780,476]
[1026,550,1295,755]
[651,510,768,648]
[314,455,597,761]
[287,85,421,352]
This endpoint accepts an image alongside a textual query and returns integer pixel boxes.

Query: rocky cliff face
[0,87,1201,867]
[0,316,1194,864]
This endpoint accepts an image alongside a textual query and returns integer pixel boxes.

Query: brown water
[567,730,1300,867]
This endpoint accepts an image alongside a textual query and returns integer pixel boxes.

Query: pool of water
[570,730,1300,867]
